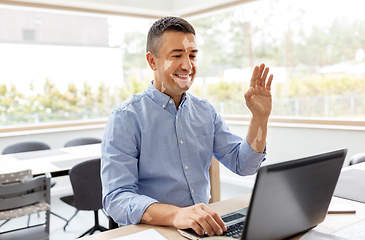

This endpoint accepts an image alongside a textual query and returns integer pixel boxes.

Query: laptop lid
[241,148,347,240]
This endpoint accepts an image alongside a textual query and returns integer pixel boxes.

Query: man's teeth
[176,74,189,78]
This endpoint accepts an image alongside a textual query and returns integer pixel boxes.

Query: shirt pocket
[195,134,214,168]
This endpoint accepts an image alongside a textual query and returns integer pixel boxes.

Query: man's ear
[146,52,157,71]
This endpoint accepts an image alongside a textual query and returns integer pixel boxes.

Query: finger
[189,218,205,236]
[250,66,259,87]
[201,205,226,234]
[244,87,254,101]
[257,63,265,78]
[193,211,215,236]
[260,67,269,87]
[266,74,274,91]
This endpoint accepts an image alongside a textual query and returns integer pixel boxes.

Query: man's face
[148,31,198,98]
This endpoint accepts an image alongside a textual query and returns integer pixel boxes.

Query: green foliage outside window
[2,0,365,127]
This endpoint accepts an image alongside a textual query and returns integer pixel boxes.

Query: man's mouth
[171,73,193,88]
[174,73,192,79]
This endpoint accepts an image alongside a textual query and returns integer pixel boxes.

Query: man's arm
[244,63,273,153]
[101,110,158,226]
[141,202,227,237]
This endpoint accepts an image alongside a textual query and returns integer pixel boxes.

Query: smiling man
[101,16,273,237]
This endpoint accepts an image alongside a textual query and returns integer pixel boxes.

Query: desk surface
[0,143,101,176]
[80,162,365,240]
[80,195,365,240]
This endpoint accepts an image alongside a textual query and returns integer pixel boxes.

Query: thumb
[244,87,254,100]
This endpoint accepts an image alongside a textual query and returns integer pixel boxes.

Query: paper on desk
[110,229,168,240]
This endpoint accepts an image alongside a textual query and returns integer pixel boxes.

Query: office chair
[2,141,51,154]
[0,169,51,240]
[108,216,119,230]
[349,153,365,165]
[2,141,68,223]
[60,137,103,230]
[64,137,102,148]
[60,158,107,238]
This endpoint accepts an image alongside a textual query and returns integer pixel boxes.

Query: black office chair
[108,216,119,230]
[349,153,365,166]
[2,141,51,155]
[64,137,102,148]
[60,158,107,238]
[1,141,68,223]
[60,137,103,229]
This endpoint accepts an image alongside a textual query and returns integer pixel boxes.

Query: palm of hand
[246,86,272,117]
[244,63,273,118]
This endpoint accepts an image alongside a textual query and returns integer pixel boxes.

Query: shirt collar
[145,80,189,109]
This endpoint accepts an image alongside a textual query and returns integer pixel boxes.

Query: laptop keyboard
[223,221,244,239]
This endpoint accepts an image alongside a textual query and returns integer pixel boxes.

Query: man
[101,16,273,237]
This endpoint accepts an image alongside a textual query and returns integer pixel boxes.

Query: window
[0,5,152,126]
[1,0,365,129]
[187,0,365,119]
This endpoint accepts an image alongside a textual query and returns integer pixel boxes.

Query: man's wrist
[251,114,269,124]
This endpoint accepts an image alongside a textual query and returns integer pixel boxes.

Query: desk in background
[0,144,220,202]
[0,143,102,177]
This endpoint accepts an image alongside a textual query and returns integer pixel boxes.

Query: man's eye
[190,55,196,59]
[173,55,181,58]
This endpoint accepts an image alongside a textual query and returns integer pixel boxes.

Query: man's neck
[153,80,184,110]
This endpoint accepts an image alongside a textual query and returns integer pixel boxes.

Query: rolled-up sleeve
[210,104,266,176]
[101,109,158,226]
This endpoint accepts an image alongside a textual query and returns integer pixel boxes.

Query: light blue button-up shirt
[101,81,266,226]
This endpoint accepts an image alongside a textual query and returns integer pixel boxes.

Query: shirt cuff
[127,196,159,225]
[238,138,266,175]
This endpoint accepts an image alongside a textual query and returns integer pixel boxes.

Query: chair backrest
[0,169,32,185]
[2,141,50,155]
[0,171,51,211]
[69,158,103,211]
[64,137,102,148]
[349,153,365,166]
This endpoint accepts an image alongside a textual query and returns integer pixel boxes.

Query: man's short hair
[146,16,195,56]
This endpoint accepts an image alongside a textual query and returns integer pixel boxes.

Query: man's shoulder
[186,93,214,110]
[187,93,209,105]
[113,91,147,114]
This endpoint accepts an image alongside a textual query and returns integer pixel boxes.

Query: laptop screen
[241,149,347,240]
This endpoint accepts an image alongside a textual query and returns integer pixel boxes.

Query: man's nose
[181,55,193,71]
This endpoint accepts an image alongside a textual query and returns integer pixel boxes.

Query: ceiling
[0,0,253,18]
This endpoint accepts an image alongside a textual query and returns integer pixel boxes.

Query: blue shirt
[101,81,266,226]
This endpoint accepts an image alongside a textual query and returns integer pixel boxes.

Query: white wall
[220,121,365,192]
[1,121,364,197]
[0,126,104,152]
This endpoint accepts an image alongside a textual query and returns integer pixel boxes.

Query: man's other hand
[173,203,227,236]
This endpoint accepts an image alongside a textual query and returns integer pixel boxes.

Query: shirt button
[162,104,165,108]
[176,116,178,119]
[191,189,194,194]
[180,140,183,144]
[169,100,173,104]
[185,165,188,170]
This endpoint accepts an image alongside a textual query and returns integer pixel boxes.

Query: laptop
[178,149,347,240]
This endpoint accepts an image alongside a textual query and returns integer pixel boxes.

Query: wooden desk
[80,194,365,240]
[80,162,365,240]
[0,143,101,177]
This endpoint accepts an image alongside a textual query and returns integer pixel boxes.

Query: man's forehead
[161,31,197,51]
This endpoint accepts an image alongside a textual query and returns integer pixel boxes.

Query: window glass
[1,0,365,128]
[188,0,365,118]
[0,5,152,126]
